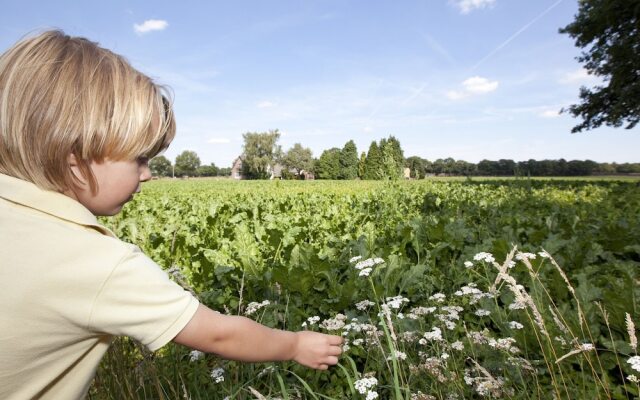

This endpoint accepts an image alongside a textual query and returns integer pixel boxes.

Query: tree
[358,152,367,179]
[363,141,382,180]
[386,136,405,176]
[174,151,201,177]
[149,155,172,177]
[339,140,359,180]
[560,1,640,132]
[405,156,426,179]
[197,163,218,177]
[241,130,282,179]
[380,140,400,180]
[315,148,341,179]
[282,143,314,177]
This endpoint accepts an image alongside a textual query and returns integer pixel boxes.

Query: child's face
[68,157,152,216]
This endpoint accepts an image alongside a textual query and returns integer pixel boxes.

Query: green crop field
[91,178,640,399]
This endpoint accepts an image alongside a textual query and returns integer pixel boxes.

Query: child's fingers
[327,335,343,345]
[327,345,342,356]
[324,355,339,365]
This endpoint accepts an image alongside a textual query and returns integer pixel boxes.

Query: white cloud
[447,76,498,100]
[134,19,168,34]
[559,68,594,84]
[257,101,276,108]
[208,137,231,144]
[539,109,560,118]
[451,0,496,14]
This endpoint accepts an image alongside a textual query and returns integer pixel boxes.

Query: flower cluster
[627,356,640,372]
[473,252,495,263]
[245,300,270,316]
[210,367,224,384]
[354,376,379,400]
[301,315,321,327]
[352,257,385,277]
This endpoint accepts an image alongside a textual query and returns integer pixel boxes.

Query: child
[0,30,342,399]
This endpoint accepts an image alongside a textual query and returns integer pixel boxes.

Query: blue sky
[2,0,638,167]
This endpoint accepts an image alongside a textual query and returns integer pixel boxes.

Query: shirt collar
[0,173,116,237]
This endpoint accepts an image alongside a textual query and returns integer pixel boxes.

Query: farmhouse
[230,154,314,180]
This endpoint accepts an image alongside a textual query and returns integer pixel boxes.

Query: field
[91,178,640,399]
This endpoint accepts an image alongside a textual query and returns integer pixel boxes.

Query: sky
[1,0,638,167]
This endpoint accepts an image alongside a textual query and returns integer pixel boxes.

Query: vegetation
[241,130,283,179]
[175,150,201,177]
[92,178,640,399]
[560,0,640,132]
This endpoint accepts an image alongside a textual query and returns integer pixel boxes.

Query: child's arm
[173,304,343,370]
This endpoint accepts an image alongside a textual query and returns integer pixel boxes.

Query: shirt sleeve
[88,246,200,351]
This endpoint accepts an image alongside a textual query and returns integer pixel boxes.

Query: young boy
[0,30,342,399]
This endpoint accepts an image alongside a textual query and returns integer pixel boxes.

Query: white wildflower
[420,327,444,343]
[210,367,225,383]
[384,296,409,309]
[349,256,363,263]
[366,392,379,400]
[580,343,595,351]
[353,338,364,346]
[386,350,407,361]
[509,321,524,330]
[407,306,437,319]
[429,293,446,303]
[359,267,373,277]
[451,341,464,351]
[473,252,495,263]
[515,252,537,261]
[475,309,491,317]
[245,300,270,316]
[538,250,551,259]
[464,261,474,268]
[628,356,640,372]
[354,376,378,394]
[303,316,320,327]
[627,375,639,383]
[321,314,347,331]
[441,352,450,360]
[189,350,204,362]
[356,299,375,310]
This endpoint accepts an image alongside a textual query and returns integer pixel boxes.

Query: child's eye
[137,156,149,165]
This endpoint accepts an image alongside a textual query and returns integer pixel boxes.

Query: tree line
[150,131,640,179]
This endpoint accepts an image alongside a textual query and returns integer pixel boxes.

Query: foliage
[197,163,219,177]
[241,130,282,179]
[175,150,201,177]
[315,148,342,180]
[149,155,172,177]
[358,152,367,179]
[560,0,640,132]
[339,140,359,180]
[363,141,382,180]
[282,143,314,177]
[94,178,640,399]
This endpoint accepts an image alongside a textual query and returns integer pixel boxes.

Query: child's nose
[140,165,152,182]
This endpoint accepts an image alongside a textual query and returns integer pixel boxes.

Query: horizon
[2,0,638,167]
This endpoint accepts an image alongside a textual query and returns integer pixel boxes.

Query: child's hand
[292,331,343,370]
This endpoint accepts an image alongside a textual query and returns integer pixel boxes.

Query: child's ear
[67,153,85,183]
[68,153,78,167]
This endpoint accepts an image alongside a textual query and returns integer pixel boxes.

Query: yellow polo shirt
[0,173,199,399]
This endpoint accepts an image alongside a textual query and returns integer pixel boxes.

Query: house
[404,167,411,179]
[231,154,314,180]
[230,156,245,180]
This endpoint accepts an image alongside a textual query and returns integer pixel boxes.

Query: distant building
[231,156,245,180]
[231,154,314,180]
[404,167,411,179]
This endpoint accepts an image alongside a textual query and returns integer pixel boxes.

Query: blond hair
[0,30,175,193]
